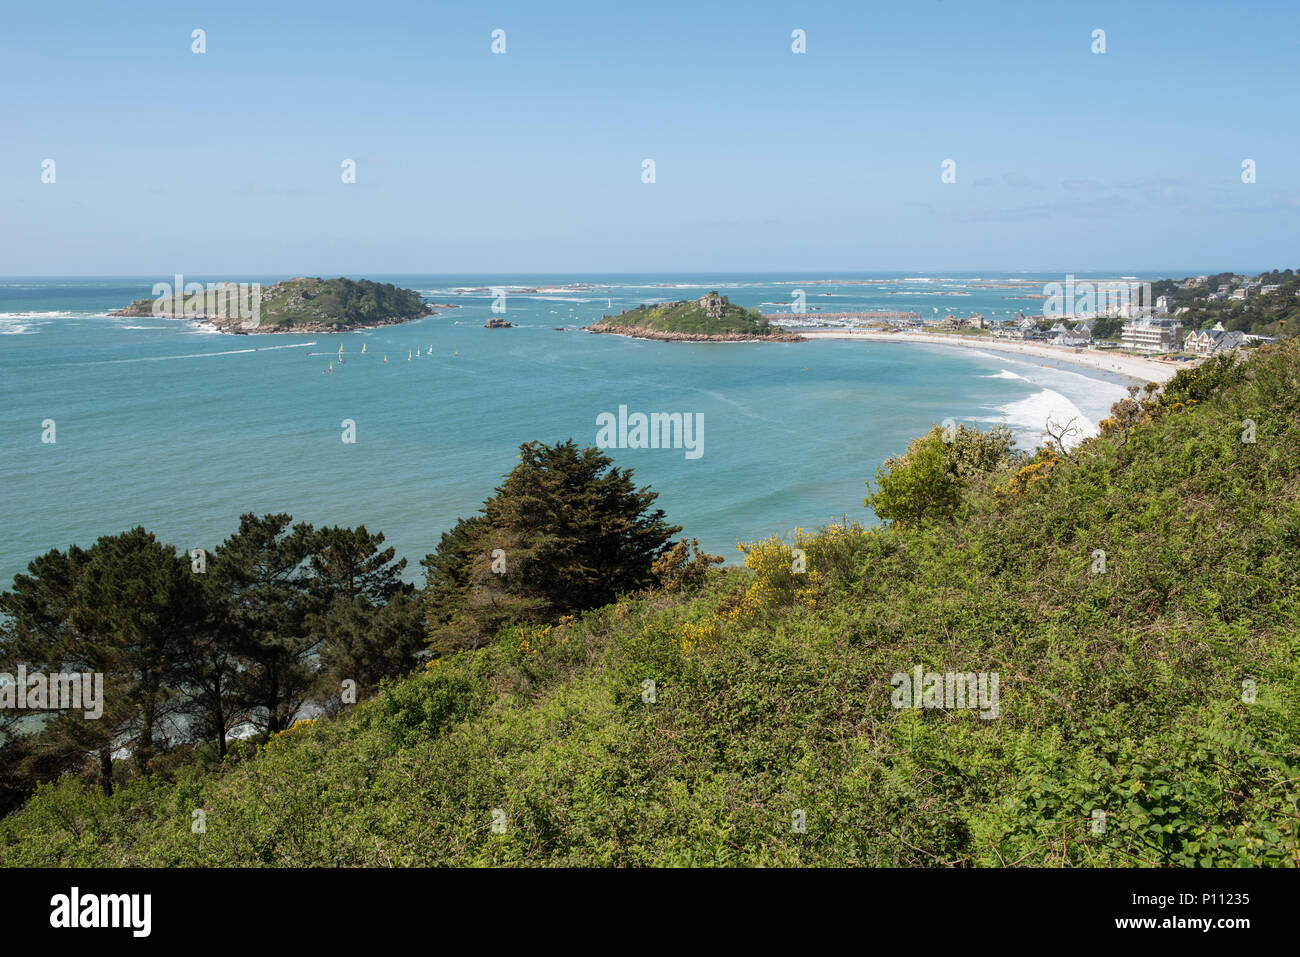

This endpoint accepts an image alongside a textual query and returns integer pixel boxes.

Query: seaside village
[884,274,1283,358]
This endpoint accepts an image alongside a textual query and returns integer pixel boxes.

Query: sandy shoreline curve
[797,329,1184,384]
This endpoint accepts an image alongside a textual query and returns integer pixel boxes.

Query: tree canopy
[424,440,681,653]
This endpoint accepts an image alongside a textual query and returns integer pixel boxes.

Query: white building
[1053,328,1092,348]
[1121,317,1183,353]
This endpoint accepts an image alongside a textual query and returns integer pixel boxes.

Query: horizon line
[0,267,1278,280]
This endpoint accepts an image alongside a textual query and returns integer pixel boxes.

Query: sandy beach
[798,329,1185,384]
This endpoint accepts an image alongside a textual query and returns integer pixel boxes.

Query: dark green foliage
[286,278,426,328]
[71,528,204,776]
[317,591,426,699]
[310,525,407,605]
[309,524,424,699]
[423,440,681,654]
[1158,351,1246,407]
[0,530,202,792]
[0,514,424,798]
[1087,316,1124,340]
[211,514,322,739]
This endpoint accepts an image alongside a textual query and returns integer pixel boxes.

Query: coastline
[796,329,1184,385]
[108,308,434,335]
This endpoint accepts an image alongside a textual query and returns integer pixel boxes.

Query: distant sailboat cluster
[319,340,447,373]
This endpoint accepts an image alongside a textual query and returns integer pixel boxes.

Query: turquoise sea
[0,274,1148,584]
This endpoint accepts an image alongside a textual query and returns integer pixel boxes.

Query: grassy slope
[600,295,772,335]
[2,345,1298,866]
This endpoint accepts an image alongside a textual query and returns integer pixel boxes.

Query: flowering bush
[679,619,720,656]
[673,523,869,655]
[265,718,319,751]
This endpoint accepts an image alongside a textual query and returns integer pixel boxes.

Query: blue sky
[2,0,1297,275]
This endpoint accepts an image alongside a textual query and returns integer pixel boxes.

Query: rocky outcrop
[111,277,432,334]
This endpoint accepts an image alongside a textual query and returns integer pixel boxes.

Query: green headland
[113,277,433,333]
[588,291,804,341]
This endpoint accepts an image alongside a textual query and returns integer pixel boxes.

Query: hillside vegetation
[1153,269,1300,339]
[1,343,1298,866]
[115,277,430,331]
[594,291,776,336]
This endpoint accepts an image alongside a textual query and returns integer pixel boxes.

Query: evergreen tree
[0,532,201,793]
[318,590,426,700]
[69,528,203,776]
[211,514,322,739]
[310,524,406,606]
[0,547,107,800]
[423,440,680,653]
[173,571,244,759]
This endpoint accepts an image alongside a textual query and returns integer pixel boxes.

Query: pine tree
[423,441,680,653]
[210,514,322,739]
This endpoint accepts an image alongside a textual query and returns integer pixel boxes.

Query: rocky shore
[110,306,433,334]
[585,322,806,343]
[110,276,438,334]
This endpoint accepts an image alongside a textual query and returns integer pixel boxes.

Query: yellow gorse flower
[679,619,721,656]
[517,621,566,657]
[682,522,863,656]
[266,717,318,750]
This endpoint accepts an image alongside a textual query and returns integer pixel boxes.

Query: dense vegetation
[422,440,684,655]
[0,519,423,811]
[116,277,430,329]
[1153,270,1300,338]
[1,343,1298,866]
[596,291,775,335]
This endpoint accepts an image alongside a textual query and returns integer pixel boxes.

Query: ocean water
[0,274,1138,584]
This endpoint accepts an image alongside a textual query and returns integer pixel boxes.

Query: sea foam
[999,388,1099,446]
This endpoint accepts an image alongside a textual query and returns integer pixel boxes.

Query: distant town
[772,270,1298,360]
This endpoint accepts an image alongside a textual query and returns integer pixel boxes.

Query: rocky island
[586,291,806,342]
[112,277,433,333]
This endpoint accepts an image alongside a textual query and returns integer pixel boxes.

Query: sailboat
[361,342,367,354]
[408,349,412,361]
[383,354,387,364]
[329,360,334,373]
